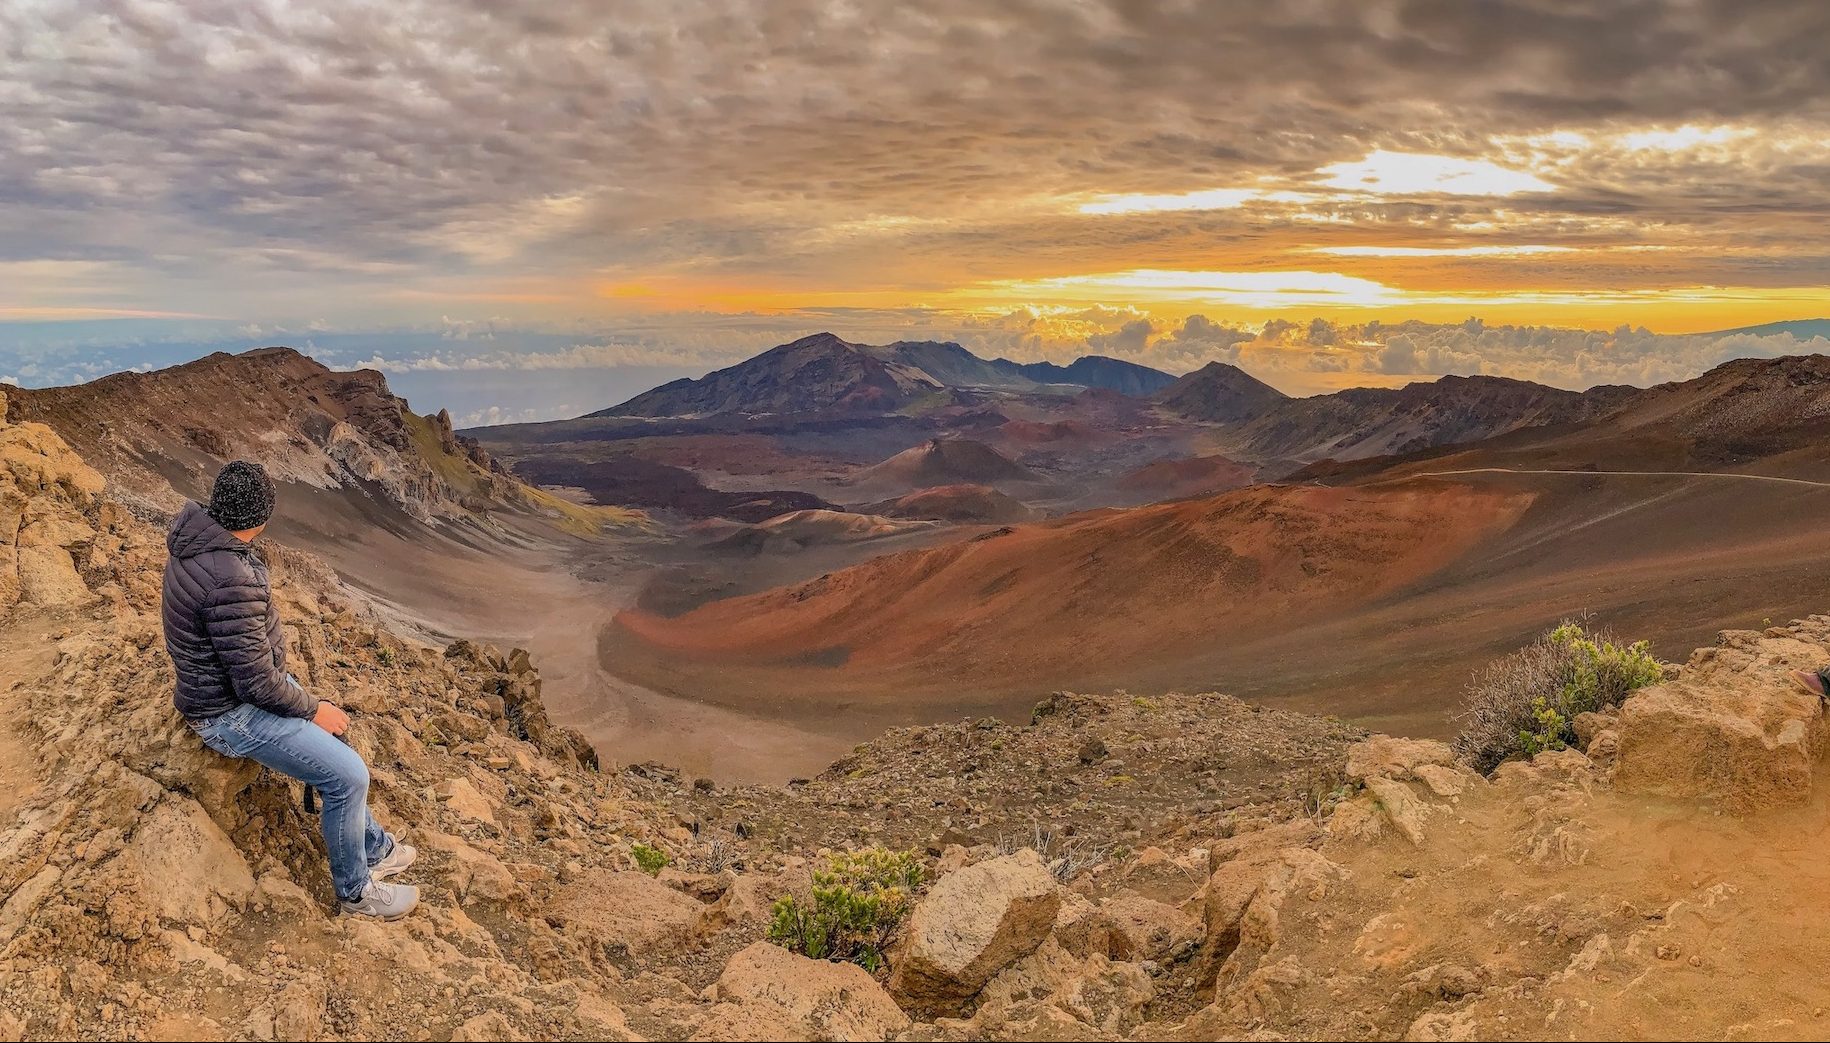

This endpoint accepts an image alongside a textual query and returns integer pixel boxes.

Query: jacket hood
[167,500,253,560]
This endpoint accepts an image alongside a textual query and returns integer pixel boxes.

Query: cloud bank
[1,0,1827,332]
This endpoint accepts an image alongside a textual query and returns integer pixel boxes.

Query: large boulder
[554,869,706,956]
[1613,628,1830,812]
[434,777,499,826]
[419,831,517,905]
[889,850,1062,1014]
[0,415,107,611]
[692,941,910,1042]
[1116,846,1207,906]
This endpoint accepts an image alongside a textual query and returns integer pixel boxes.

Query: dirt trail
[1411,465,1830,489]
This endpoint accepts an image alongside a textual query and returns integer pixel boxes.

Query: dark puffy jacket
[162,501,314,721]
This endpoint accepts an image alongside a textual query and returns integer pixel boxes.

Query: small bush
[766,847,924,973]
[1453,621,1665,774]
[995,822,1106,881]
[631,842,671,876]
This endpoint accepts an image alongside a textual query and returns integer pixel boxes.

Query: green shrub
[631,842,671,876]
[1453,621,1666,774]
[765,847,925,973]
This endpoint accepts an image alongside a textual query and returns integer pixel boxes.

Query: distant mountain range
[1143,362,1632,463]
[875,341,1177,397]
[592,322,1830,467]
[1703,318,1830,340]
[595,332,1177,417]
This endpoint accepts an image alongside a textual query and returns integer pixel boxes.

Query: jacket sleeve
[201,573,316,719]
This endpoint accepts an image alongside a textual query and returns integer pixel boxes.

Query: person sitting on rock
[161,460,419,920]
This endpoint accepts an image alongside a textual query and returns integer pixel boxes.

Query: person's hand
[313,700,350,736]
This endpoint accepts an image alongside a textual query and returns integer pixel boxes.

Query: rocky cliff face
[5,348,610,531]
[4,398,1830,1041]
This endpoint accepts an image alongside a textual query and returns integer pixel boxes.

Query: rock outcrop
[1612,621,1830,811]
[0,395,115,612]
[889,850,1063,1013]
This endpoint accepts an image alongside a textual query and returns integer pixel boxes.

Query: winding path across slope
[1409,466,1830,490]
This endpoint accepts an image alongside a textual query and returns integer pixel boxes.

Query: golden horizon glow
[1306,245,1577,258]
[589,267,1830,338]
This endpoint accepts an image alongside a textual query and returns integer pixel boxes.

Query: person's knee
[319,752,370,802]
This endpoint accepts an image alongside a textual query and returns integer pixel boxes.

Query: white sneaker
[340,879,419,920]
[371,834,417,880]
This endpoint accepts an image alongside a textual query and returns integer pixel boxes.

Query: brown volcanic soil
[1144,467,1830,735]
[1114,453,1258,502]
[610,481,1534,705]
[859,483,1037,523]
[704,509,940,556]
[599,465,1830,769]
[478,381,1226,520]
[995,417,1103,446]
[852,436,1037,489]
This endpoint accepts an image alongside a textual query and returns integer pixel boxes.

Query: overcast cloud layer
[4,0,1829,417]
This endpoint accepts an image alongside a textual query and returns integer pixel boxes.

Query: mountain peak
[1153,361,1289,424]
[601,333,941,418]
[773,331,856,352]
[599,335,1177,417]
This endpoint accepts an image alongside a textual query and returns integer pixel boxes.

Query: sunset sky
[4,1,1830,418]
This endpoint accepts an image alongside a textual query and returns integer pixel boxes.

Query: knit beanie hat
[207,460,276,532]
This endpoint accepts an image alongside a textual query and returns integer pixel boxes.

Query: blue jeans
[191,701,391,901]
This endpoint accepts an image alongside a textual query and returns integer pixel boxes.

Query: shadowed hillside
[6,346,627,537]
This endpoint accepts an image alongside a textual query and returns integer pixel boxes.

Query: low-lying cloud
[341,311,1830,404]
